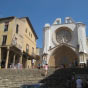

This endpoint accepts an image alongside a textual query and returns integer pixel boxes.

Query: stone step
[0,68,87,88]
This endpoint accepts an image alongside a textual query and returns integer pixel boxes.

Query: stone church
[43,17,88,67]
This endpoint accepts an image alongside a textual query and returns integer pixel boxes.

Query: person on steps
[76,76,83,88]
[44,64,48,76]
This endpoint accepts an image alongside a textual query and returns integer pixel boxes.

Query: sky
[0,0,88,48]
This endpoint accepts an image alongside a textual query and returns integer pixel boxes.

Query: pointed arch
[48,45,78,67]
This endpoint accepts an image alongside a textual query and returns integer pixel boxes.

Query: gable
[20,17,38,39]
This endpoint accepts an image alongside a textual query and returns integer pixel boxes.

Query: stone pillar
[19,54,22,64]
[13,54,16,64]
[0,47,1,69]
[25,58,28,68]
[5,47,10,69]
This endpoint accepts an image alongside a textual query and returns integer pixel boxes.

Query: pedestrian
[86,79,88,88]
[71,73,76,88]
[11,63,15,69]
[44,64,48,76]
[17,62,21,69]
[42,59,46,68]
[76,76,83,88]
[32,59,35,68]
[38,62,41,69]
[84,79,88,88]
[66,79,71,88]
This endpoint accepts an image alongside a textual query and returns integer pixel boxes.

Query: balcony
[11,38,22,51]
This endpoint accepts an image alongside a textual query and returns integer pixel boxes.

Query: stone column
[26,59,28,68]
[25,56,28,68]
[19,54,22,64]
[0,47,1,69]
[5,47,10,69]
[13,54,16,64]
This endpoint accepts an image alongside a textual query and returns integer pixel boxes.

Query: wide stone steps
[0,69,46,88]
[0,68,87,88]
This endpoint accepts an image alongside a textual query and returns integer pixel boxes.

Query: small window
[16,24,19,34]
[2,35,7,45]
[26,44,29,53]
[4,22,9,32]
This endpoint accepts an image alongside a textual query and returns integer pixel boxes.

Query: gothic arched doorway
[48,45,78,67]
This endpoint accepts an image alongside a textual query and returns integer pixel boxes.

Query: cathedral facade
[43,17,88,67]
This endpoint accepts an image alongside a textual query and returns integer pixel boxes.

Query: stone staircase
[0,68,88,88]
[0,69,46,88]
[40,68,88,88]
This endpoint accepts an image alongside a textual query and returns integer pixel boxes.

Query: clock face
[56,29,71,43]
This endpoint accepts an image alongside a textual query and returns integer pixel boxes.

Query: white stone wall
[77,23,88,53]
[51,24,78,48]
[43,26,51,54]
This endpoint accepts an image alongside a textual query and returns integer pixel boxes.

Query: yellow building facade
[0,16,38,69]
